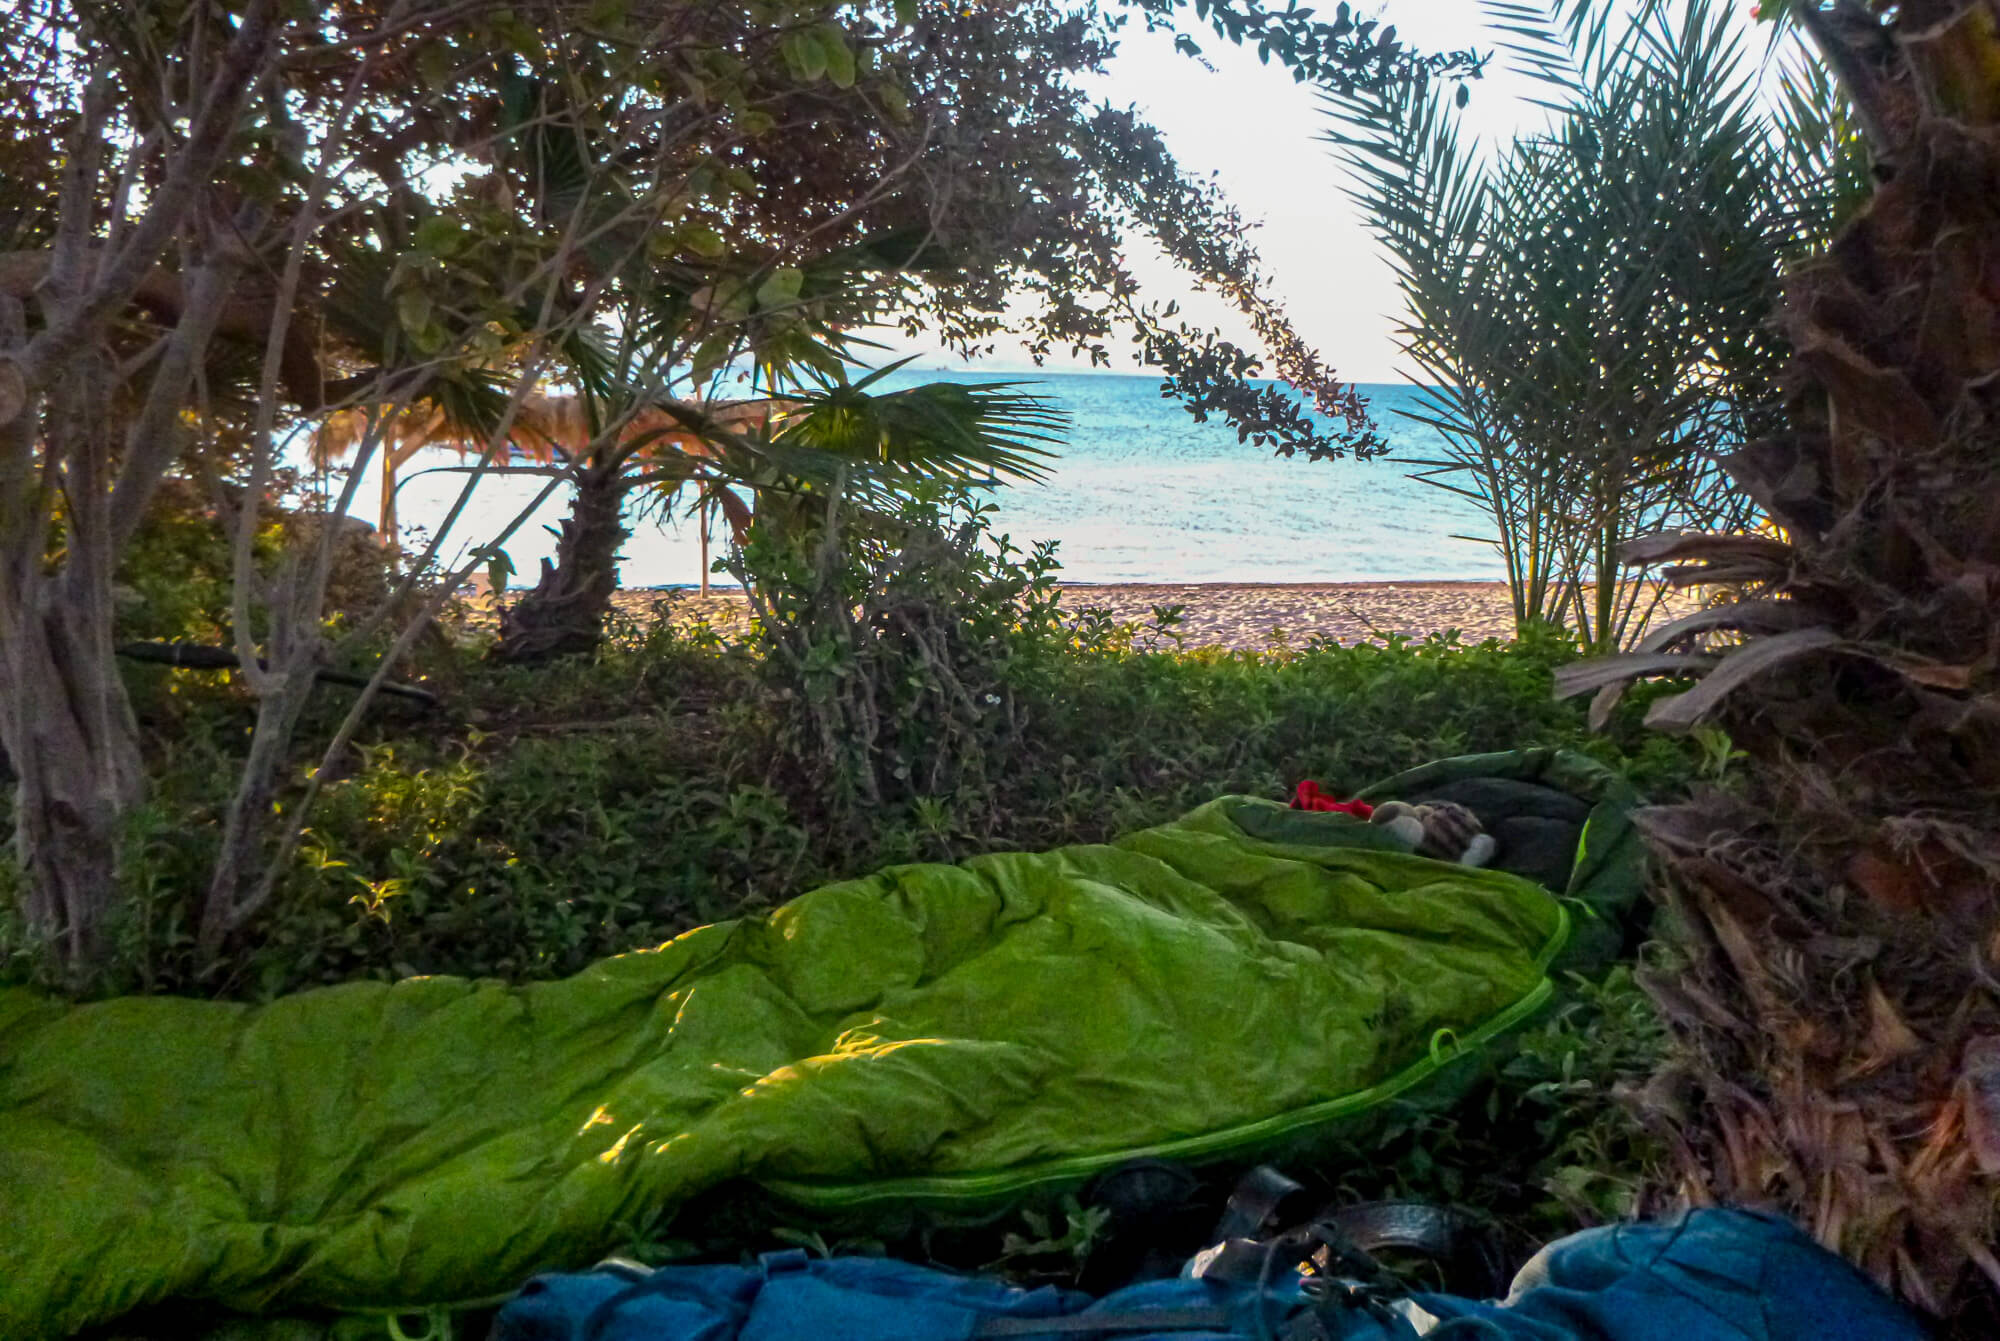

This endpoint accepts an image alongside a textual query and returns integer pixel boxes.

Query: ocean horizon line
[891,366,1432,389]
[608,576,1511,593]
[426,379,1496,589]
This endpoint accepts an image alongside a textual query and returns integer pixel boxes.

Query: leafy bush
[0,509,1703,1266]
[105,475,392,648]
[727,483,1702,854]
[728,486,1071,842]
[1,477,1712,999]
[7,619,1695,1000]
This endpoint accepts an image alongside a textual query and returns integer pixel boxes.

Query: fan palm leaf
[769,361,1063,487]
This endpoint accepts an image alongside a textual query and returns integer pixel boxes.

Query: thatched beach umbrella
[309,393,793,587]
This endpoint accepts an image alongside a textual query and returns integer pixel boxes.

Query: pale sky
[870,0,1554,384]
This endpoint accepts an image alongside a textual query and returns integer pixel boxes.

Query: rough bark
[0,6,282,975]
[0,343,146,969]
[1595,52,2000,1333]
[490,460,630,663]
[2,594,147,969]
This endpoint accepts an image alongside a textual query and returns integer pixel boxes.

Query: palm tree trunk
[491,459,629,663]
[1600,12,2000,1324]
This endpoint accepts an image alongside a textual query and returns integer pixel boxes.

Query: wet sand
[460,580,1692,652]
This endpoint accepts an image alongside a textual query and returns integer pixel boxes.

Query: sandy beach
[464,580,1692,652]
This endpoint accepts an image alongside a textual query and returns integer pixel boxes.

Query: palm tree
[1560,1,2000,1327]
[1321,0,1819,650]
[479,389,794,661]
[484,364,1065,663]
[308,390,789,571]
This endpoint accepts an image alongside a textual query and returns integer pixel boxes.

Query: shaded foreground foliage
[3,594,1696,1001]
[3,599,1693,1292]
[0,0,1477,979]
[0,496,1708,1311]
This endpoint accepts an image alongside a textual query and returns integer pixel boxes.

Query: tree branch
[0,251,334,412]
[114,641,438,706]
[18,0,281,392]
[107,248,245,549]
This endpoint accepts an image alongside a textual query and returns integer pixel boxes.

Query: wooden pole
[379,447,397,546]
[378,445,400,580]
[699,496,711,597]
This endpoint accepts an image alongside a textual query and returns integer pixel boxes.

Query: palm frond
[1320,0,1809,649]
[771,375,1066,487]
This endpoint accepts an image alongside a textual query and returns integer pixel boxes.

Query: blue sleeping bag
[491,1208,1928,1340]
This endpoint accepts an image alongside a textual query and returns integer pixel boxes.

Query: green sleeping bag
[0,749,1641,1338]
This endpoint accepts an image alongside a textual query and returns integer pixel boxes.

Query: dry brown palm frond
[1636,789,2000,1332]
[308,392,798,470]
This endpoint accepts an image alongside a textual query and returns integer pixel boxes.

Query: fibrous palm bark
[492,458,631,663]
[1559,2,2000,1328]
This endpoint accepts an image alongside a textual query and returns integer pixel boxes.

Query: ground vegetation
[0,0,1471,980]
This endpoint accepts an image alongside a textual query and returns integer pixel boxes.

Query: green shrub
[3,494,1700,998]
[727,487,1067,841]
[4,564,1705,1000]
[0,532,1702,1265]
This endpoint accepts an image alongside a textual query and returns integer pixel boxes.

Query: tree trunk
[1,404,143,972]
[0,344,145,973]
[0,587,146,969]
[1592,23,2000,1326]
[491,460,629,663]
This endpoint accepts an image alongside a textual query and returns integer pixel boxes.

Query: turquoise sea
[398,371,1503,587]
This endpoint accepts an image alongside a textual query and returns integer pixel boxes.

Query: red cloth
[1289,781,1373,819]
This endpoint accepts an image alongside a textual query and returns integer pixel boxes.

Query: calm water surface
[384,372,1503,587]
